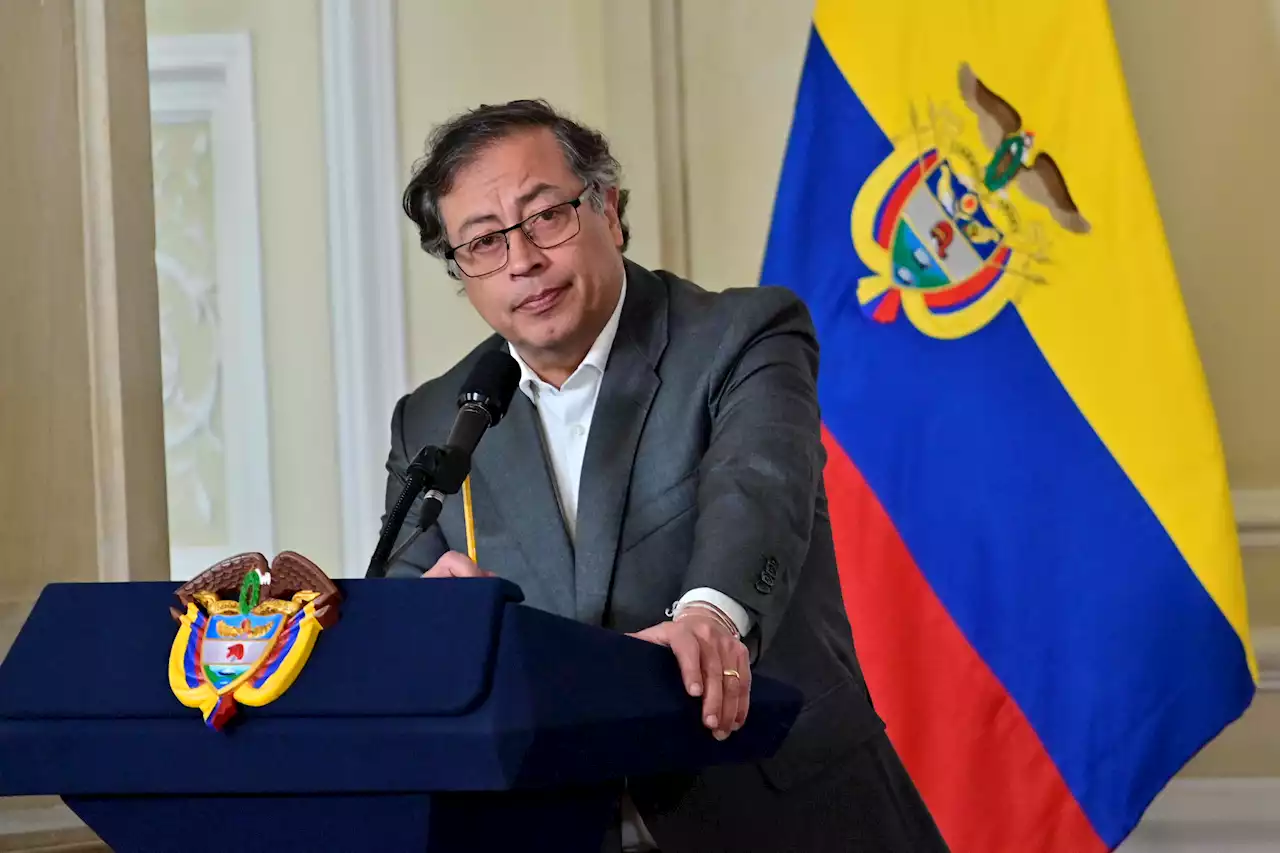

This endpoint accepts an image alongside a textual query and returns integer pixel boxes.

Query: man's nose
[505,227,546,276]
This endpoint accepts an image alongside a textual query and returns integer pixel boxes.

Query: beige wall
[679,1,813,290]
[1113,0,1280,492]
[1110,0,1280,775]
[145,0,342,574]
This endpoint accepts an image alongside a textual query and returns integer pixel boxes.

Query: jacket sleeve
[679,289,825,657]
[374,394,450,579]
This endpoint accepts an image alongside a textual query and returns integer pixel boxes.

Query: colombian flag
[760,2,1257,851]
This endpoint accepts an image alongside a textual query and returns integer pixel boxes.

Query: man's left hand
[628,611,750,740]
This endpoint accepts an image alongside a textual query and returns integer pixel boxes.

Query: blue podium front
[0,578,802,852]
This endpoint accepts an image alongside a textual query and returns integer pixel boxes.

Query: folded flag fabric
[760,2,1257,850]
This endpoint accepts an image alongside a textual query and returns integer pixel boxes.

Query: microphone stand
[383,526,426,570]
[365,444,472,578]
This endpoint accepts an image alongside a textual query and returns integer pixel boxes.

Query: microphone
[366,350,521,578]
[416,350,521,532]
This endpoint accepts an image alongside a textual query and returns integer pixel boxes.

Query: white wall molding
[76,0,172,583]
[1256,626,1280,693]
[148,34,275,580]
[1118,777,1280,852]
[650,0,692,277]
[1230,489,1280,691]
[1234,488,1280,549]
[321,0,408,578]
[77,0,133,584]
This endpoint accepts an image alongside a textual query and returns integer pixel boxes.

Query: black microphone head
[457,350,521,425]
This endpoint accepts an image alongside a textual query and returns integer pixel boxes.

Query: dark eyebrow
[455,182,564,238]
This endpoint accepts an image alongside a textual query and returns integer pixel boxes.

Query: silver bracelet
[669,600,741,640]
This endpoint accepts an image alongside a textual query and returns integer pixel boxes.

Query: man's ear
[602,186,623,248]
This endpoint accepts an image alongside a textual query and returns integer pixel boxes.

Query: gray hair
[402,99,630,277]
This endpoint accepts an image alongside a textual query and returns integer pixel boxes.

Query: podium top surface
[0,578,523,720]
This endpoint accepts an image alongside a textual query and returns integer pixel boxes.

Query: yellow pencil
[462,475,477,563]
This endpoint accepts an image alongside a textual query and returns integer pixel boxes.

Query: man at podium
[380,98,949,852]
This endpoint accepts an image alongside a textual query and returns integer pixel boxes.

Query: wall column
[0,0,165,846]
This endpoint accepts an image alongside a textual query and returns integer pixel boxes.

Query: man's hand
[421,551,496,579]
[628,610,751,740]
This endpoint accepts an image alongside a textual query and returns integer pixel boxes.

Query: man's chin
[514,311,579,348]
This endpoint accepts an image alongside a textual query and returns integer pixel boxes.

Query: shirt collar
[509,269,627,396]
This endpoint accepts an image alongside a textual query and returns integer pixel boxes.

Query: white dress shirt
[506,274,754,637]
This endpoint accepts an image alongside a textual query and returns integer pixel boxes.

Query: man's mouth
[516,284,569,313]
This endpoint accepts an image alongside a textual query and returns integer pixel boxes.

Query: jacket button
[754,579,771,595]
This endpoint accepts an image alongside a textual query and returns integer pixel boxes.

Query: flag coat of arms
[760,2,1256,850]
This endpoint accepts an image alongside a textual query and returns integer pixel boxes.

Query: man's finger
[422,551,493,578]
[666,630,706,698]
[714,638,742,739]
[730,645,751,731]
[697,635,724,735]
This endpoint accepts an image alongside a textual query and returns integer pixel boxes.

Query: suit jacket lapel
[475,388,577,617]
[573,262,668,625]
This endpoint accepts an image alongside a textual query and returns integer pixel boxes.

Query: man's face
[439,128,625,366]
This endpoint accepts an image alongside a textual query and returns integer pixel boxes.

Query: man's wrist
[669,588,754,637]
[673,601,740,639]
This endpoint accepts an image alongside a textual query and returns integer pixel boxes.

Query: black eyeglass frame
[444,186,591,278]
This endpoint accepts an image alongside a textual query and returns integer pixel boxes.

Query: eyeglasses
[446,187,589,278]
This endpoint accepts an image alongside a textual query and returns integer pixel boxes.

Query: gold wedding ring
[723,669,741,679]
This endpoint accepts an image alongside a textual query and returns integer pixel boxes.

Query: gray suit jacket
[380,260,887,847]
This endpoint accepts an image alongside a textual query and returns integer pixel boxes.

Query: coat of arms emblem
[851,62,1090,339]
[167,551,341,730]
